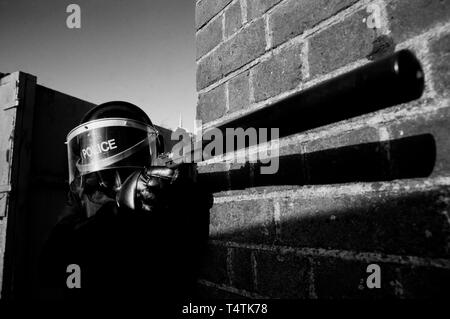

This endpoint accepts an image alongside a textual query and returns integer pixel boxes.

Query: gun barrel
[201,49,424,155]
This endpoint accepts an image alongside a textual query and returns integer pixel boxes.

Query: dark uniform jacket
[39,181,212,301]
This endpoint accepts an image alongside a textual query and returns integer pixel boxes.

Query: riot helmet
[67,101,163,196]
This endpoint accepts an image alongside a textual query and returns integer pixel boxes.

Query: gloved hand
[116,166,177,212]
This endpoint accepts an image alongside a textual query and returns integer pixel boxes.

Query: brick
[196,17,223,60]
[312,256,450,298]
[388,0,450,43]
[199,244,229,285]
[247,0,282,21]
[230,247,253,291]
[390,264,450,298]
[228,70,250,112]
[197,163,230,175]
[203,163,254,193]
[278,185,450,258]
[386,106,450,178]
[210,199,276,243]
[252,153,308,188]
[196,0,233,29]
[197,18,266,90]
[308,9,377,77]
[303,127,391,184]
[228,162,253,189]
[197,84,227,123]
[269,0,358,48]
[313,257,386,298]
[198,163,230,192]
[252,41,304,102]
[224,1,242,38]
[430,33,450,98]
[254,251,311,298]
[305,127,380,154]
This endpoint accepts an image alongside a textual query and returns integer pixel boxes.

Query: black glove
[116,166,177,213]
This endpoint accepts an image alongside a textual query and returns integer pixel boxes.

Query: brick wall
[195,0,450,298]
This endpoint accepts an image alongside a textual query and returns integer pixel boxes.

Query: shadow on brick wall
[198,133,436,192]
[198,178,450,298]
[196,133,450,298]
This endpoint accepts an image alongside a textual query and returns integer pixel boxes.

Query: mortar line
[209,240,450,269]
[360,0,390,36]
[251,250,258,292]
[226,247,234,286]
[264,14,272,51]
[240,0,247,24]
[307,257,318,299]
[248,67,255,104]
[301,39,310,81]
[412,35,438,101]
[225,81,230,112]
[273,199,282,241]
[221,12,226,41]
[197,279,269,299]
[211,177,450,202]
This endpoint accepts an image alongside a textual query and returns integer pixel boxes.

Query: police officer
[39,101,212,300]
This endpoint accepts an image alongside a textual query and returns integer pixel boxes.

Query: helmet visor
[67,118,158,185]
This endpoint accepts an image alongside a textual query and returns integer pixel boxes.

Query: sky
[0,0,196,131]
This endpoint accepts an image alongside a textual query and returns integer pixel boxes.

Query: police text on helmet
[81,139,117,159]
